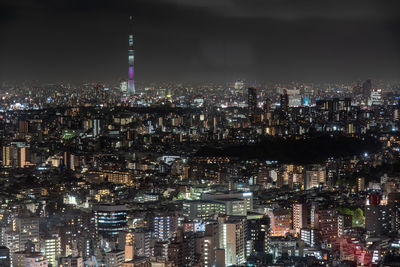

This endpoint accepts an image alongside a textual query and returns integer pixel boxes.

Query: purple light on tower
[128,16,135,95]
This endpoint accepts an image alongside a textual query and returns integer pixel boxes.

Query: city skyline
[2,1,400,267]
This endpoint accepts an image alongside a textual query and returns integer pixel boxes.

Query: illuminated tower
[128,16,135,95]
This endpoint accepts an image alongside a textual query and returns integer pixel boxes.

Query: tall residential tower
[128,16,135,95]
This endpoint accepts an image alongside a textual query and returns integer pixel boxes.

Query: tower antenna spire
[128,15,135,96]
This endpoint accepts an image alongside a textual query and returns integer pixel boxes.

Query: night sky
[1,0,400,83]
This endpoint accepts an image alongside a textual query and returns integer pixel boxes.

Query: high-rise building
[125,228,151,260]
[369,88,382,106]
[365,204,392,235]
[2,146,11,167]
[337,214,352,237]
[357,177,365,192]
[288,95,302,107]
[264,98,272,123]
[59,210,95,258]
[150,214,178,241]
[196,223,220,267]
[18,120,29,135]
[13,215,40,252]
[219,217,246,266]
[92,119,101,137]
[42,233,61,267]
[94,204,128,242]
[128,16,135,96]
[248,87,258,124]
[120,80,128,93]
[292,202,307,234]
[316,209,338,241]
[2,143,30,168]
[167,229,195,267]
[234,80,245,90]
[246,214,270,256]
[153,241,169,258]
[362,79,372,103]
[280,90,289,114]
[300,228,317,247]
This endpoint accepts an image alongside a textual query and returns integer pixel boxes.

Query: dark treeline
[196,134,381,164]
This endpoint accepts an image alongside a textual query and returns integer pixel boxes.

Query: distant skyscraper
[234,80,245,90]
[248,87,257,124]
[280,90,289,114]
[128,16,135,96]
[369,88,382,106]
[362,79,372,103]
[120,81,128,93]
[264,98,271,114]
[264,98,272,124]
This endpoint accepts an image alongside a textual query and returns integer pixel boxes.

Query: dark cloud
[165,0,400,21]
[0,0,399,83]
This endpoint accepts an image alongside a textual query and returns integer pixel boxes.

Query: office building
[202,191,253,213]
[94,204,128,242]
[182,200,226,220]
[219,217,246,266]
